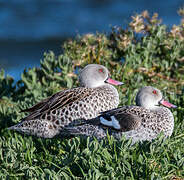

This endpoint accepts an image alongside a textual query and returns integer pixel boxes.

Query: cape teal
[8,64,123,138]
[65,86,177,143]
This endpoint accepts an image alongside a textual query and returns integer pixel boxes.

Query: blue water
[0,0,183,81]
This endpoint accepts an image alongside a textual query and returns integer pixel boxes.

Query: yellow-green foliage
[0,11,183,179]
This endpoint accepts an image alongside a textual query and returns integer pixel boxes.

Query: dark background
[0,0,183,80]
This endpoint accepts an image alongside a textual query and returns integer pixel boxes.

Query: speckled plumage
[8,64,123,138]
[65,86,176,143]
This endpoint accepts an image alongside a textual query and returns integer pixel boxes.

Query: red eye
[152,90,157,94]
[99,69,104,73]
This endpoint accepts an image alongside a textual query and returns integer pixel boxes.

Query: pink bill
[159,99,177,108]
[105,78,124,86]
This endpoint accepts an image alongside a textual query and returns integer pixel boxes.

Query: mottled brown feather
[21,87,94,121]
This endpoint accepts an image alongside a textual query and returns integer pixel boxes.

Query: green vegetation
[0,11,184,179]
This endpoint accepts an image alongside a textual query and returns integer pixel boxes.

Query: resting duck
[8,64,123,138]
[65,86,177,143]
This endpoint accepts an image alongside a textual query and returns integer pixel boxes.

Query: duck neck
[149,105,170,113]
[102,84,119,96]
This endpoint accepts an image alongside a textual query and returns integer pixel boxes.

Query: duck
[8,64,123,138]
[64,86,177,143]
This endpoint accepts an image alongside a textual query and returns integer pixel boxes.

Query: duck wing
[21,87,93,121]
[99,112,142,131]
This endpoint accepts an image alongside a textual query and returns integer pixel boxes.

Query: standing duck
[8,64,123,138]
[65,86,177,143]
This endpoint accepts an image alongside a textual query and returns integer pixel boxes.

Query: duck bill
[159,99,177,108]
[105,78,124,86]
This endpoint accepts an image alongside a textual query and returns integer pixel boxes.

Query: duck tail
[8,120,60,138]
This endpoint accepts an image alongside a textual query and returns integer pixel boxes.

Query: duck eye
[152,90,157,94]
[98,68,104,73]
